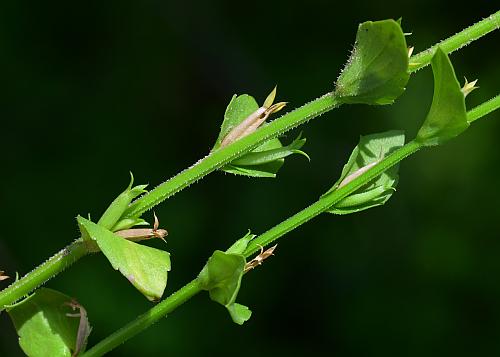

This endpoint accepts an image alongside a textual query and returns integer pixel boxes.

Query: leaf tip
[128,171,135,190]
[292,149,310,162]
[227,303,252,325]
[263,86,278,108]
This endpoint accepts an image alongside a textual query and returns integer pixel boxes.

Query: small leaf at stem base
[198,250,252,324]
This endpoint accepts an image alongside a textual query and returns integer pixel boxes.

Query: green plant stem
[86,95,500,355]
[123,94,340,218]
[409,10,500,72]
[81,140,423,357]
[245,96,500,258]
[2,16,495,309]
[243,140,422,256]
[0,240,89,309]
[467,94,500,123]
[0,94,339,309]
[1,18,497,322]
[125,9,500,218]
[81,279,203,357]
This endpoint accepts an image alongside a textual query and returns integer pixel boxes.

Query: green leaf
[231,134,309,166]
[7,288,90,357]
[77,216,170,301]
[323,130,405,214]
[335,19,410,105]
[96,172,148,231]
[213,94,260,150]
[198,250,251,325]
[225,134,308,178]
[213,94,309,178]
[416,47,469,146]
[222,161,282,178]
[198,251,245,305]
[226,231,255,255]
[111,217,148,232]
[227,303,252,325]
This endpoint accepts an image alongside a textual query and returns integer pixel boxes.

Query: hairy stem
[243,140,422,256]
[84,96,500,355]
[124,9,500,218]
[409,10,500,72]
[76,142,425,356]
[81,280,203,357]
[123,94,339,218]
[467,94,500,123]
[2,11,498,316]
[0,240,89,309]
[0,95,338,308]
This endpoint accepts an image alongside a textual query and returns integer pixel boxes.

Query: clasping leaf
[416,47,469,146]
[213,93,309,178]
[335,19,410,105]
[323,130,405,214]
[198,234,254,325]
[97,172,148,231]
[77,216,170,301]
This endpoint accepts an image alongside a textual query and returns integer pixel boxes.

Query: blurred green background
[1,1,499,356]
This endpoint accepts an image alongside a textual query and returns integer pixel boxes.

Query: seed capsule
[114,213,168,243]
[244,244,277,273]
[220,87,287,148]
[337,160,380,189]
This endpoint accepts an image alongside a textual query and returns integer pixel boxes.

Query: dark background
[1,1,499,356]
